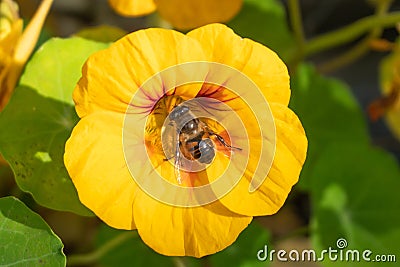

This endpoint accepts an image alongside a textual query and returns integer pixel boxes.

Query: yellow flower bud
[0,0,53,111]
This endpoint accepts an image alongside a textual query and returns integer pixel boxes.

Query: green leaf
[0,37,109,215]
[209,221,270,267]
[228,0,295,61]
[0,86,87,215]
[289,64,370,189]
[0,163,13,196]
[20,37,109,105]
[95,225,201,267]
[310,144,400,266]
[0,196,65,266]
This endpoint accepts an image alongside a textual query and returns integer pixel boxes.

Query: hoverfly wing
[161,120,178,161]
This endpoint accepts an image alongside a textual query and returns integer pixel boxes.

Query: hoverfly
[163,104,241,183]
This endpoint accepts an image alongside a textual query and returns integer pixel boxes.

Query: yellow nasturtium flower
[0,0,53,111]
[64,24,307,257]
[108,0,242,30]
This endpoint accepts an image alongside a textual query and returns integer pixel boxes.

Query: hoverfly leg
[211,132,242,151]
[174,137,182,184]
[164,155,172,161]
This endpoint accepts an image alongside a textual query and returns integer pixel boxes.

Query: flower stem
[67,231,135,266]
[304,10,400,57]
[288,0,305,69]
[318,0,393,73]
[318,38,373,73]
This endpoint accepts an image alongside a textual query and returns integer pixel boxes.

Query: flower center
[144,95,236,182]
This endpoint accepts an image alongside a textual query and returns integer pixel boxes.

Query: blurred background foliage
[1,0,400,266]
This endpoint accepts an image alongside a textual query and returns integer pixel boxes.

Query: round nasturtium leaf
[0,37,109,215]
[19,37,110,105]
[0,196,66,266]
[310,144,400,266]
[289,64,370,189]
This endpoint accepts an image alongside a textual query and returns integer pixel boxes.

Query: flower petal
[64,111,143,229]
[154,0,242,30]
[108,0,156,17]
[187,23,290,106]
[74,28,206,118]
[218,103,307,216]
[132,187,252,257]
